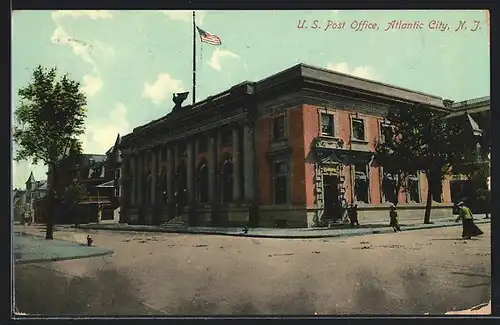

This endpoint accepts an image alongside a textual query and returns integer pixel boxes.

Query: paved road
[14,224,491,316]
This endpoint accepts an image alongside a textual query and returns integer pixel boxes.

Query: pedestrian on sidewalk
[340,196,349,223]
[348,203,360,227]
[389,203,401,232]
[455,201,484,239]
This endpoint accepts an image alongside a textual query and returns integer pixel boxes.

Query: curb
[14,232,114,264]
[15,249,114,265]
[74,220,490,239]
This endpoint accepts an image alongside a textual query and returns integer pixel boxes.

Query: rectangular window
[272,115,286,141]
[382,172,398,203]
[381,124,393,143]
[321,113,335,136]
[354,163,369,203]
[273,162,288,204]
[408,175,420,203]
[352,118,365,141]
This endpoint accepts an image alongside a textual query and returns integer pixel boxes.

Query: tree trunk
[45,164,58,240]
[424,172,433,224]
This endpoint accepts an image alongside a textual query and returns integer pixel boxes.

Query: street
[14,224,491,315]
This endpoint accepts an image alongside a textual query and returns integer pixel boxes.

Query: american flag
[196,26,222,46]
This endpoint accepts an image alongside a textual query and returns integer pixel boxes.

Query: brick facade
[120,63,456,228]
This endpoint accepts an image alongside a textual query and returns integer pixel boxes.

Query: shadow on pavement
[14,264,163,316]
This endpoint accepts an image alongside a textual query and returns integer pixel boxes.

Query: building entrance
[323,175,340,219]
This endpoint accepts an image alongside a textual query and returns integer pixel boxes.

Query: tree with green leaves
[13,65,87,239]
[375,104,478,224]
[63,182,88,226]
[374,107,424,205]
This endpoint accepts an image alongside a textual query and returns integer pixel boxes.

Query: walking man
[348,203,360,227]
[389,203,401,232]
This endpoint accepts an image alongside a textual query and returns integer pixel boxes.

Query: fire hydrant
[87,235,93,247]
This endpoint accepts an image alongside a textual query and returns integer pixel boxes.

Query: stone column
[137,152,143,205]
[167,146,174,200]
[216,132,223,201]
[208,133,216,202]
[243,124,255,201]
[232,126,241,201]
[186,140,195,203]
[130,155,136,206]
[151,148,157,205]
[194,139,200,203]
[157,147,163,204]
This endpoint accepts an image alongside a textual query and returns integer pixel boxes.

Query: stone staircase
[161,215,187,228]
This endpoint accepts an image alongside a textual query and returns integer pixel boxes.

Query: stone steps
[161,215,187,228]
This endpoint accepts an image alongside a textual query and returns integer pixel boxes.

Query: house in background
[446,96,490,213]
[12,189,27,223]
[11,172,49,224]
[42,134,122,224]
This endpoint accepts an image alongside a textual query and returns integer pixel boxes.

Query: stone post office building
[119,63,455,228]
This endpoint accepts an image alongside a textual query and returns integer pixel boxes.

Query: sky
[11,10,490,189]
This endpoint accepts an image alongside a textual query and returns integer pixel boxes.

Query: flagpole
[192,11,196,105]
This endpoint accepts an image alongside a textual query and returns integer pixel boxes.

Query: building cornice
[121,63,452,148]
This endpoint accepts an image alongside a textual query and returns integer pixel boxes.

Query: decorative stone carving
[172,92,189,112]
[314,137,344,150]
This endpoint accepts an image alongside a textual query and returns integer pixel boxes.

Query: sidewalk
[74,217,491,239]
[13,232,113,264]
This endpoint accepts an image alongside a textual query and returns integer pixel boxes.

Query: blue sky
[12,10,490,189]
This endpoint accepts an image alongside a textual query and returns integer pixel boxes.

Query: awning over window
[467,114,483,136]
[355,172,367,180]
[96,180,115,188]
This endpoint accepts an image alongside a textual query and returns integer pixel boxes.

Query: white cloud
[81,102,131,154]
[51,25,98,73]
[326,62,380,81]
[160,10,206,25]
[51,10,114,20]
[142,73,185,105]
[50,11,115,73]
[82,74,104,97]
[208,48,240,71]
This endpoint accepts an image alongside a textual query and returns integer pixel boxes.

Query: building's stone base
[223,204,250,227]
[259,206,312,228]
[122,203,453,228]
[357,203,454,224]
[197,206,212,225]
[124,207,139,224]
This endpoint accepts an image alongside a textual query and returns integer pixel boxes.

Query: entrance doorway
[323,175,340,219]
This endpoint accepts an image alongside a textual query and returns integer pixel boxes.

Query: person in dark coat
[455,201,484,239]
[348,203,360,227]
[389,203,401,232]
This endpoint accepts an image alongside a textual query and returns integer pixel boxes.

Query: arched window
[198,162,209,204]
[160,169,168,204]
[175,163,187,193]
[220,158,233,203]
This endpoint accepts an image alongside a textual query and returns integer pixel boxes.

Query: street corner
[14,232,113,265]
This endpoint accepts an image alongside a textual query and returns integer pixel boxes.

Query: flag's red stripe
[200,36,221,45]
